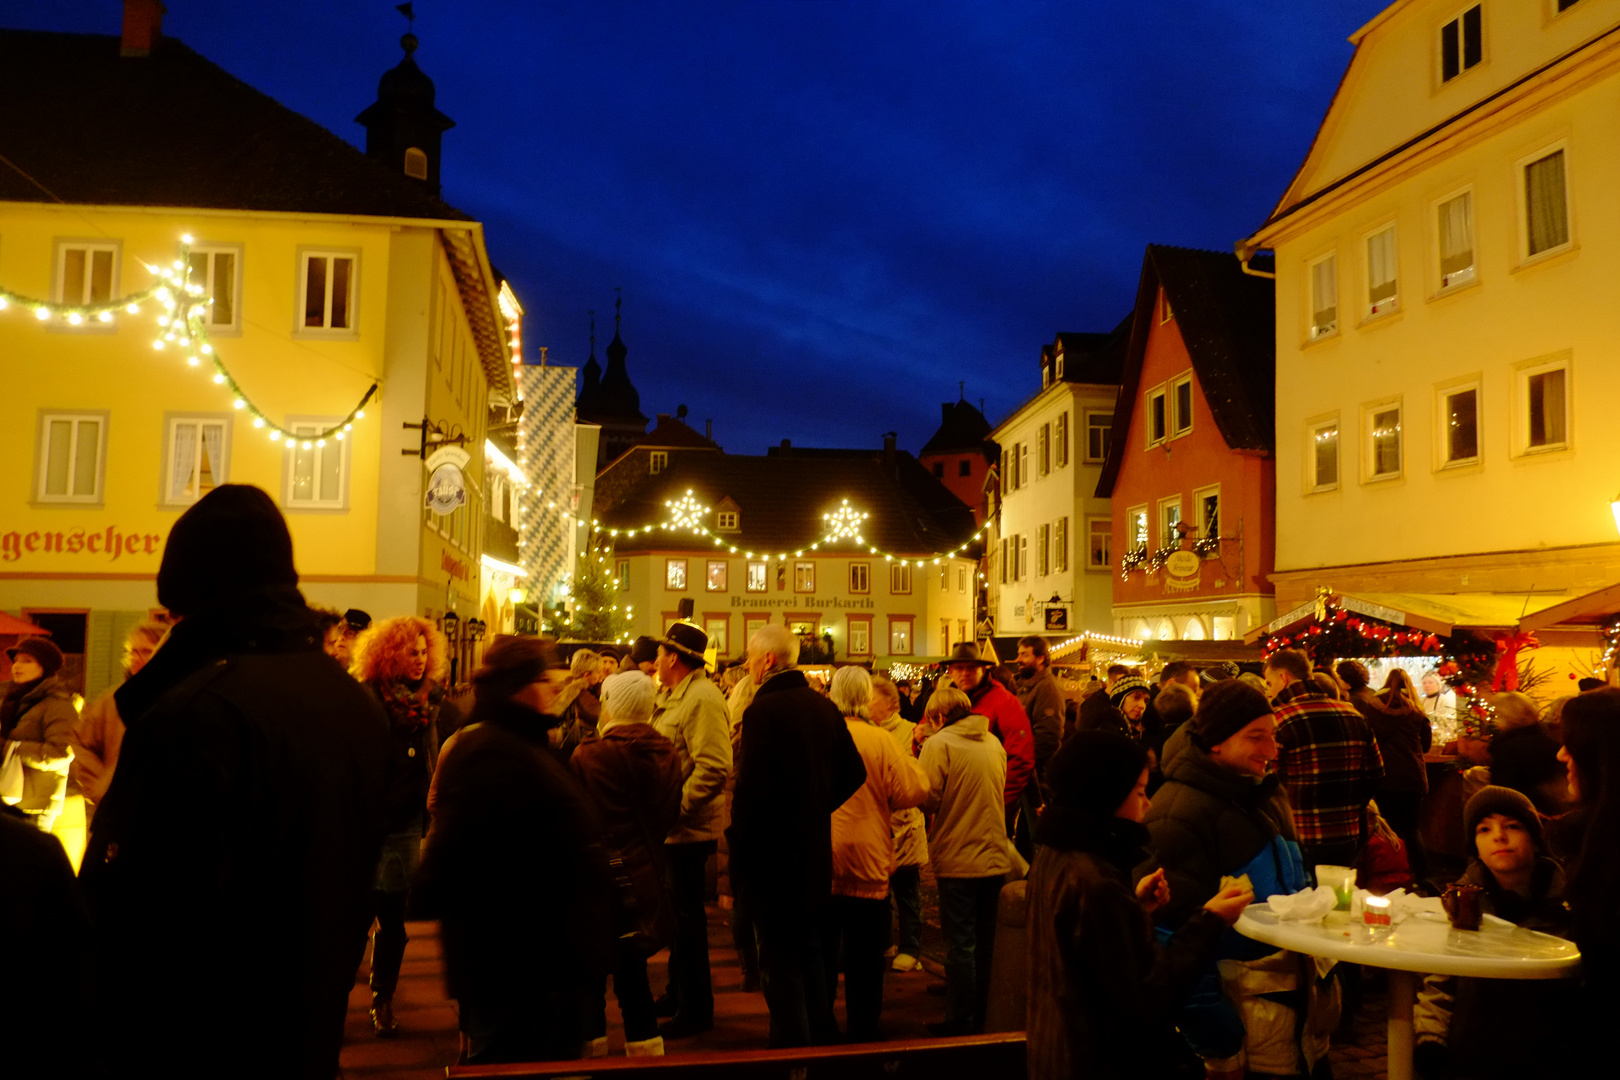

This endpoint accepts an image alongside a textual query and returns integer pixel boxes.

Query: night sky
[12,1,1386,454]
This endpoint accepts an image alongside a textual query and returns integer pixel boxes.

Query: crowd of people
[1,483,1617,1080]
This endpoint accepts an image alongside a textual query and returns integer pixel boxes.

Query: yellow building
[1240,0,1620,679]
[0,17,516,694]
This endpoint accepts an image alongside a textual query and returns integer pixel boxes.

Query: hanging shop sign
[425,446,470,516]
[1163,550,1201,593]
[1044,606,1069,632]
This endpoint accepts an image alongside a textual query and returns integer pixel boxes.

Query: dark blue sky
[15,1,1386,453]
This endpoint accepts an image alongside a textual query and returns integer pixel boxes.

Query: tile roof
[1095,245,1275,497]
[920,399,992,455]
[635,414,723,451]
[0,30,471,221]
[1047,326,1128,385]
[599,449,979,556]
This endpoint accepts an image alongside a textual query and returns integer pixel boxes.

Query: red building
[1095,246,1276,645]
[918,397,995,525]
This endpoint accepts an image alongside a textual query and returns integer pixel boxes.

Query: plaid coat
[1272,683,1385,848]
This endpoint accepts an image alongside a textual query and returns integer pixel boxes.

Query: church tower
[355,18,456,195]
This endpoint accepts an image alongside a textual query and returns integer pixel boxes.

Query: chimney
[121,0,165,57]
[706,420,713,440]
[882,431,897,471]
[780,438,791,452]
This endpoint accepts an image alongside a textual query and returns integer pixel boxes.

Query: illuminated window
[1437,192,1474,289]
[889,617,913,656]
[794,561,815,593]
[165,416,230,506]
[1366,225,1398,317]
[706,560,728,592]
[299,250,357,332]
[188,245,241,330]
[746,560,768,592]
[1310,419,1340,492]
[1366,404,1403,481]
[1309,253,1337,339]
[36,412,106,504]
[665,559,688,591]
[716,510,738,531]
[650,451,668,475]
[848,617,871,656]
[1518,359,1570,453]
[704,616,728,656]
[1440,385,1480,465]
[1158,497,1183,548]
[55,241,118,308]
[1522,148,1570,259]
[404,147,429,180]
[285,421,348,509]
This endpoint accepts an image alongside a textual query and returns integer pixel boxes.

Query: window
[1557,0,1582,10]
[164,416,229,506]
[940,563,948,591]
[1127,507,1148,551]
[706,560,728,592]
[848,617,872,657]
[958,458,971,477]
[932,461,945,478]
[665,559,688,591]
[1018,534,1029,580]
[299,250,356,332]
[940,619,951,654]
[1085,410,1111,462]
[889,617,913,656]
[1041,365,1051,389]
[616,560,630,591]
[1186,486,1218,541]
[794,561,815,593]
[403,147,429,180]
[1038,523,1050,577]
[1160,291,1174,323]
[1367,405,1403,480]
[1309,253,1338,339]
[958,564,967,593]
[36,412,106,504]
[1055,412,1069,467]
[1522,148,1570,258]
[1019,442,1029,487]
[55,242,118,308]
[715,509,738,531]
[1519,359,1570,453]
[1086,518,1110,570]
[1146,387,1168,446]
[285,422,347,508]
[999,449,1007,495]
[849,562,870,593]
[1440,385,1480,465]
[1038,424,1051,477]
[188,246,240,330]
[890,562,912,594]
[746,561,768,592]
[1158,497,1183,548]
[1054,517,1068,573]
[1055,354,1064,378]
[1366,225,1398,316]
[1441,5,1482,83]
[1437,192,1475,289]
[1171,373,1194,437]
[1310,419,1340,491]
[649,451,668,475]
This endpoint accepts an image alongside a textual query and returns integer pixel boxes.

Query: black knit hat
[628,635,659,666]
[1465,785,1544,851]
[1192,679,1274,750]
[6,636,63,679]
[157,485,298,617]
[1109,675,1150,710]
[1046,730,1150,818]
[473,634,566,703]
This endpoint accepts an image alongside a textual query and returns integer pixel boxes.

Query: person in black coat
[1488,692,1566,813]
[727,624,867,1048]
[413,635,615,1064]
[81,485,395,1080]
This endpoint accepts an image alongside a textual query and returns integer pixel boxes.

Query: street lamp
[441,610,461,685]
[467,618,486,644]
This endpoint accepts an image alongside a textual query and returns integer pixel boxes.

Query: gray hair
[829,666,873,719]
[570,648,603,678]
[600,670,655,727]
[870,675,899,704]
[925,685,972,725]
[747,623,799,675]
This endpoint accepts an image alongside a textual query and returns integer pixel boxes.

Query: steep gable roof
[1095,245,1275,497]
[0,30,470,220]
[920,399,992,455]
[1045,328,1126,385]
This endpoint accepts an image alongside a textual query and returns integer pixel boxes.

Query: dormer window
[404,147,428,180]
[650,451,668,475]
[1441,5,1482,84]
[717,510,739,531]
[1055,354,1065,378]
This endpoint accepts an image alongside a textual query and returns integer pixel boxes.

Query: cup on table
[1442,883,1484,931]
[1315,864,1356,923]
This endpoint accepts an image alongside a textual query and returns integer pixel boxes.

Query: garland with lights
[1,237,376,445]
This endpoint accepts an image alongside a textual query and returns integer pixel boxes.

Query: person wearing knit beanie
[1192,680,1275,754]
[156,484,298,617]
[1464,784,1544,852]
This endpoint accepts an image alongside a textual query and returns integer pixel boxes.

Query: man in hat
[629,635,660,678]
[943,642,1035,827]
[80,485,395,1080]
[648,622,733,1039]
[415,635,613,1063]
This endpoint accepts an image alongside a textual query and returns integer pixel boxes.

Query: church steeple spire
[355,5,456,194]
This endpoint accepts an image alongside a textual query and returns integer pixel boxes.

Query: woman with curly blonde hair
[351,615,459,1036]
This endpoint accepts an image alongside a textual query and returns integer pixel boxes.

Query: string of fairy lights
[0,237,376,446]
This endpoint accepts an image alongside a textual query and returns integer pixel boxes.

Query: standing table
[1236,903,1579,1080]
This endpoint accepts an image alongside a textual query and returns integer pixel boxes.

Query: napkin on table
[1267,885,1337,921]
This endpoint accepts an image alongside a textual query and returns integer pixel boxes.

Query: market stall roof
[1046,632,1144,666]
[1516,580,1620,646]
[1244,591,1569,644]
[1141,640,1263,663]
[0,612,47,636]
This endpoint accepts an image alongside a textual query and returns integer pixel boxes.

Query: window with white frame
[1146,386,1168,446]
[794,561,815,593]
[1038,423,1051,477]
[1158,497,1183,548]
[1054,516,1068,573]
[617,560,630,591]
[36,412,106,504]
[998,539,1008,584]
[1520,359,1570,453]
[285,422,348,508]
[649,451,668,475]
[1127,506,1148,552]
[1310,419,1340,492]
[188,246,241,330]
[1440,384,1480,465]
[747,560,768,592]
[56,242,118,307]
[716,509,738,530]
[1041,365,1051,389]
[707,560,728,592]
[665,559,688,591]
[1055,411,1069,467]
[1194,486,1220,539]
[1366,225,1398,317]
[848,618,871,656]
[1055,353,1065,378]
[1441,5,1482,83]
[164,416,229,506]
[1367,404,1403,480]
[1018,534,1028,581]
[1085,410,1111,462]
[850,562,870,593]
[1018,442,1029,487]
[940,563,948,591]
[1522,148,1570,259]
[889,618,913,656]
[299,250,356,332]
[1437,191,1475,289]
[958,564,967,593]
[1171,373,1194,437]
[1309,253,1338,339]
[1086,517,1110,570]
[890,562,912,594]
[1038,523,1050,577]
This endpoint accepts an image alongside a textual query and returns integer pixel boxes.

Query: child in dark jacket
[1413,785,1574,1080]
[1025,730,1252,1080]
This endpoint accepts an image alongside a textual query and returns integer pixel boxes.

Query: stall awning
[1516,580,1620,646]
[0,612,47,636]
[1245,591,1569,644]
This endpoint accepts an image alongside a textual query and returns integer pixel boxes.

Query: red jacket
[969,680,1035,805]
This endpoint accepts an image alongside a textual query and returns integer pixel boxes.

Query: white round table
[1236,903,1580,1080]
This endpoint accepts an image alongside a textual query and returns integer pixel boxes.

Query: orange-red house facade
[1097,246,1277,644]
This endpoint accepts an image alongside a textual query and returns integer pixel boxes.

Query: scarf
[375,678,443,735]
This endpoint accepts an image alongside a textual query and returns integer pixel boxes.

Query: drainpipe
[1234,241,1276,279]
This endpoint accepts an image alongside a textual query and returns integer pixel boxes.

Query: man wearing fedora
[649,622,733,1039]
[942,643,1035,835]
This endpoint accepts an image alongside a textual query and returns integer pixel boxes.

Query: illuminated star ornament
[663,490,710,533]
[822,499,869,543]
